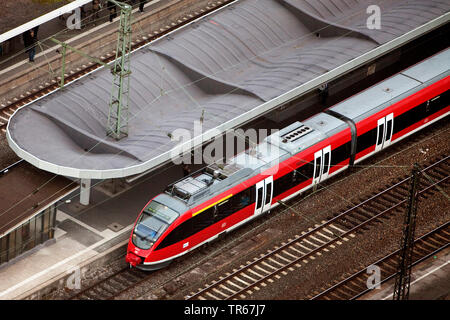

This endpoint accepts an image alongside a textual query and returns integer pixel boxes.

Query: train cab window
[132,201,179,250]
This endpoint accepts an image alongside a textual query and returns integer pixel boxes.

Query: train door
[375,113,394,152]
[313,146,331,186]
[254,176,273,216]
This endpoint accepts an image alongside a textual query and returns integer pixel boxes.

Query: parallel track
[70,266,149,300]
[0,0,235,133]
[310,222,450,300]
[185,155,449,300]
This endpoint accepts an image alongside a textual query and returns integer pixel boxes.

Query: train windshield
[132,201,179,250]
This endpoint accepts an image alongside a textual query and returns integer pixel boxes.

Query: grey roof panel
[329,74,422,121]
[401,48,450,83]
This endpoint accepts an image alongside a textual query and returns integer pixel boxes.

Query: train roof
[7,0,449,179]
[328,48,450,123]
[267,114,347,155]
[167,112,347,207]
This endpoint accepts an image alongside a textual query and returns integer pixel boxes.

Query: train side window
[217,199,233,220]
[297,161,314,181]
[250,185,256,203]
[274,173,293,197]
[156,218,194,250]
[427,95,441,113]
[229,189,251,212]
[291,170,297,183]
[356,128,376,154]
[194,207,215,232]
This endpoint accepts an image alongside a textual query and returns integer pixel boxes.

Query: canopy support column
[80,178,91,206]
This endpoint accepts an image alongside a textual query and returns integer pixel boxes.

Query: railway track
[0,0,235,133]
[70,265,149,300]
[310,222,450,300]
[185,155,449,300]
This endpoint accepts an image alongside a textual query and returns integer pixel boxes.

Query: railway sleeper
[426,235,447,247]
[108,278,129,290]
[334,220,355,230]
[379,263,396,275]
[421,239,440,250]
[353,208,373,219]
[343,283,360,295]
[434,233,450,242]
[425,170,447,181]
[350,277,368,289]
[380,192,402,204]
[386,191,407,202]
[369,200,391,212]
[339,216,362,228]
[393,187,410,198]
[345,211,367,223]
[412,243,434,254]
[100,284,118,297]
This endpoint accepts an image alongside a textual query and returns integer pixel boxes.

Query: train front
[126,194,183,270]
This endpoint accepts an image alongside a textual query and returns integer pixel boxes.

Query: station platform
[0,161,186,300]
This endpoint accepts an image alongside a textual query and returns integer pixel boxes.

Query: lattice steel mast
[393,163,421,300]
[107,1,133,140]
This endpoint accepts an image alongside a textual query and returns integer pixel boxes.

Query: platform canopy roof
[7,0,450,179]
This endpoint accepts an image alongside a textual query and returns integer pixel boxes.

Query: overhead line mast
[107,0,133,140]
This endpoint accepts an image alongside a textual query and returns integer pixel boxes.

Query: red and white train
[126,49,449,270]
